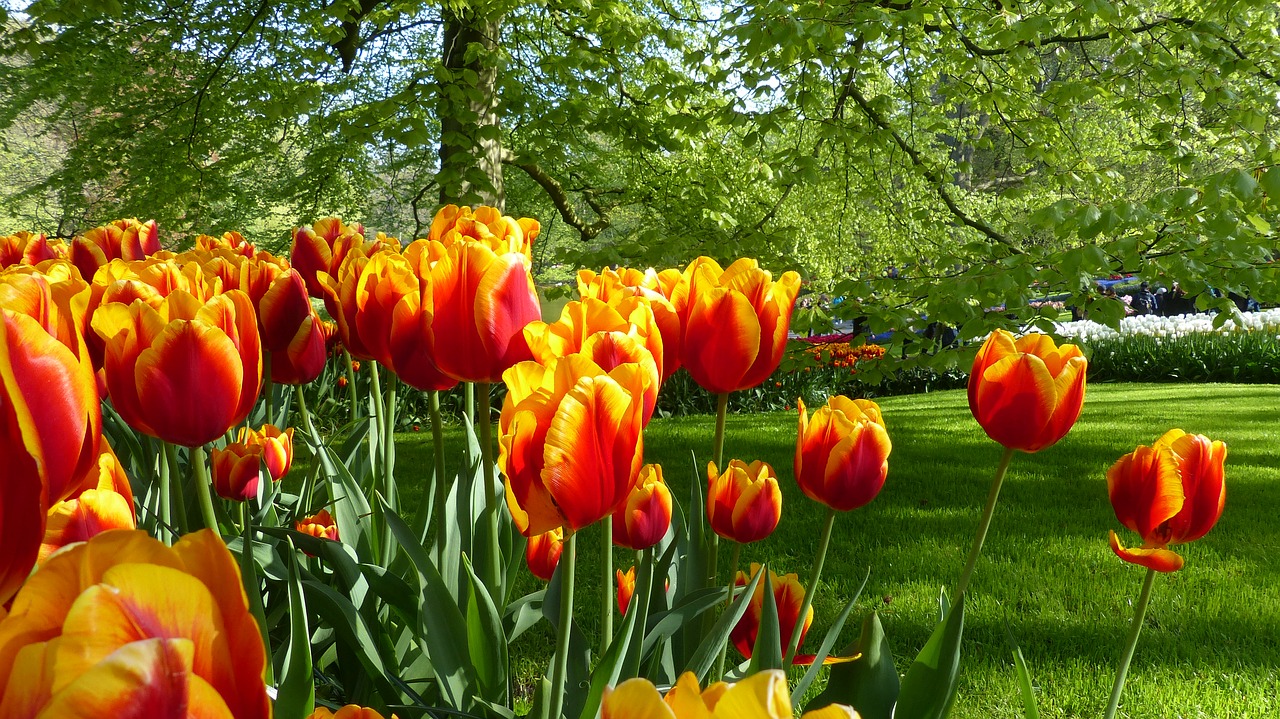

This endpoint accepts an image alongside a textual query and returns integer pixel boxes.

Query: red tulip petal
[1107,445,1184,540]
[684,287,760,394]
[972,352,1055,452]
[1109,530,1184,573]
[134,320,242,446]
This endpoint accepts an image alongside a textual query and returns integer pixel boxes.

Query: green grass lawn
[386,383,1280,718]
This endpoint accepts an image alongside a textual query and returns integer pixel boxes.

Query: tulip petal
[972,352,1056,452]
[1107,445,1184,540]
[1163,433,1227,544]
[133,320,242,447]
[474,251,541,378]
[663,672,713,719]
[820,420,891,512]
[0,639,56,717]
[1109,530,1184,573]
[801,703,861,719]
[684,287,760,394]
[711,669,791,719]
[603,678,676,719]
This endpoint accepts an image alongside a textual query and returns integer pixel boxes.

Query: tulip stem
[464,381,475,427]
[382,370,397,505]
[549,531,577,719]
[956,445,1016,599]
[157,439,172,544]
[714,541,743,680]
[190,444,220,534]
[421,389,449,563]
[368,361,383,485]
[601,516,614,653]
[164,443,188,536]
[713,392,729,468]
[478,381,501,591]
[262,351,274,425]
[1104,567,1157,719]
[343,349,359,424]
[785,507,836,667]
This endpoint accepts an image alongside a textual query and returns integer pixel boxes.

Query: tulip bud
[706,460,782,544]
[969,330,1087,453]
[297,509,339,542]
[616,567,637,615]
[795,396,891,512]
[211,442,265,502]
[240,424,294,481]
[525,527,564,581]
[612,464,672,550]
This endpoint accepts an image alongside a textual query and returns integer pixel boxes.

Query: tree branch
[501,152,612,240]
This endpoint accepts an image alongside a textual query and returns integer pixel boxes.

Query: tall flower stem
[714,541,743,679]
[163,442,188,536]
[784,507,837,666]
[342,349,359,424]
[157,439,172,544]
[382,370,398,504]
[1104,567,1158,719]
[190,444,220,533]
[956,446,1016,598]
[478,381,501,590]
[704,392,730,635]
[549,531,578,719]
[262,351,274,425]
[418,389,449,562]
[600,517,614,653]
[464,381,475,427]
[368,362,383,483]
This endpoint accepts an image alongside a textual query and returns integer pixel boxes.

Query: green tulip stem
[262,351,274,425]
[368,361,383,483]
[479,381,501,590]
[956,445,1016,598]
[706,392,730,608]
[157,440,172,544]
[464,381,475,426]
[601,516,614,653]
[382,370,397,505]
[784,507,836,667]
[294,384,317,437]
[164,442,188,536]
[549,531,577,719]
[343,349,359,423]
[190,444,220,534]
[1104,567,1158,719]
[420,389,449,562]
[714,541,743,680]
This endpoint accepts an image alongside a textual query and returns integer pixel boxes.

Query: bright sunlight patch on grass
[391,383,1280,718]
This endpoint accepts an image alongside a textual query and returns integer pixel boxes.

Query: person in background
[1155,287,1168,316]
[1131,282,1157,315]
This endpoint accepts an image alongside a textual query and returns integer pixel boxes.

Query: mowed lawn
[388,383,1280,718]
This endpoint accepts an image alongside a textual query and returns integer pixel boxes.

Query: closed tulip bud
[603,670,858,719]
[707,460,782,544]
[796,397,891,512]
[681,257,801,394]
[729,564,842,666]
[211,442,265,502]
[613,464,672,550]
[240,423,294,480]
[297,509,339,542]
[92,288,262,447]
[1108,430,1227,572]
[968,330,1087,452]
[499,355,646,536]
[526,527,564,581]
[0,530,271,717]
[255,267,327,385]
[617,567,637,614]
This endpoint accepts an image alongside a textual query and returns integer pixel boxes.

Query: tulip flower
[92,288,262,447]
[429,238,542,383]
[795,397,891,512]
[212,441,266,502]
[0,529,271,718]
[385,245,456,392]
[968,329,1087,453]
[68,218,161,282]
[1107,430,1227,573]
[499,354,647,536]
[430,204,539,258]
[317,243,382,361]
[681,257,801,394]
[525,297,663,422]
[0,310,102,605]
[297,509,339,541]
[526,527,564,581]
[578,266,684,380]
[290,217,367,297]
[195,230,256,256]
[728,564,844,666]
[613,464,672,550]
[39,447,136,562]
[617,567,637,614]
[602,669,859,719]
[0,230,64,267]
[706,460,782,544]
[1102,431,1227,719]
[0,263,93,367]
[242,423,294,481]
[308,706,399,719]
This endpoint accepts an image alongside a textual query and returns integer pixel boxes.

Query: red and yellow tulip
[68,218,161,283]
[429,237,542,383]
[498,354,646,536]
[297,509,340,542]
[617,567,637,614]
[0,231,65,268]
[795,397,891,512]
[602,669,859,719]
[39,448,135,563]
[0,309,102,605]
[577,266,684,380]
[92,288,262,446]
[707,460,782,544]
[681,257,801,394]
[429,204,539,259]
[242,423,294,480]
[730,565,840,666]
[290,216,367,297]
[526,527,564,581]
[195,231,256,257]
[613,464,672,550]
[0,263,94,368]
[211,441,267,502]
[1108,430,1227,572]
[0,529,271,718]
[968,330,1087,453]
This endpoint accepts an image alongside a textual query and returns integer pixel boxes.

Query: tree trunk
[438,7,505,210]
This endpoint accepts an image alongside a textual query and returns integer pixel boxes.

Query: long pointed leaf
[807,611,899,719]
[792,568,870,702]
[681,566,764,682]
[895,593,967,719]
[747,564,783,673]
[275,548,314,719]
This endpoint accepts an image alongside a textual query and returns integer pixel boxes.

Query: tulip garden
[0,209,1266,719]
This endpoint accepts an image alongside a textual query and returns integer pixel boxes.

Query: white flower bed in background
[1056,309,1280,342]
